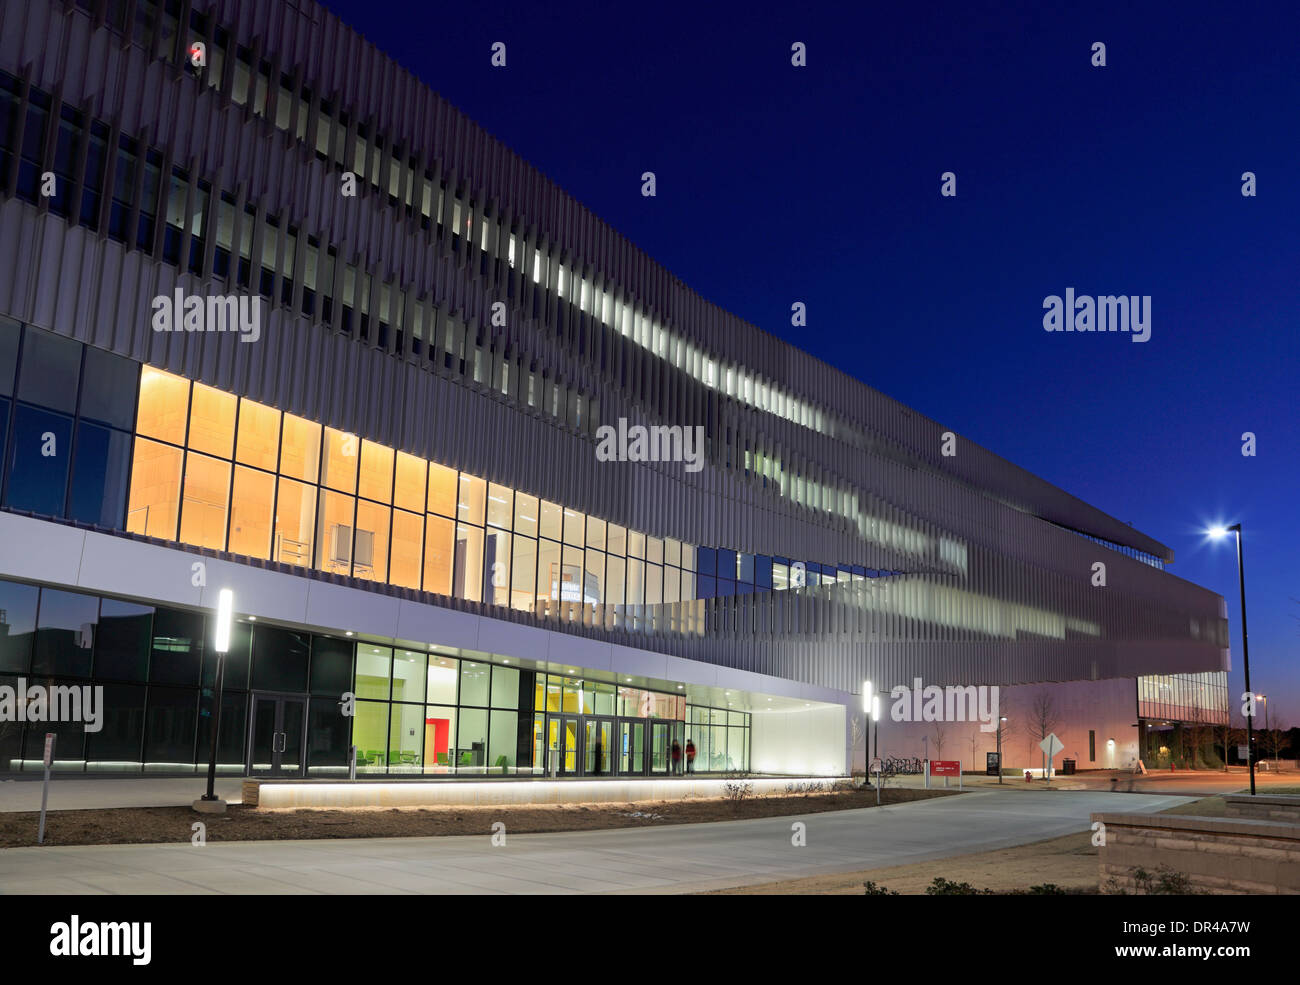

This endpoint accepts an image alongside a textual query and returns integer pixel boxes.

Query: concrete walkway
[0,788,1192,894]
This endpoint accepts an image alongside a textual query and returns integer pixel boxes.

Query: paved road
[0,789,1191,894]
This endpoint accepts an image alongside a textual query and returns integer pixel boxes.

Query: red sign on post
[929,760,960,777]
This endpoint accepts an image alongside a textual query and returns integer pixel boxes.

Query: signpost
[1039,732,1064,782]
[38,733,55,845]
[929,759,962,789]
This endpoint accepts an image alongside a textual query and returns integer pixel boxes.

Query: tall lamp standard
[1258,694,1271,766]
[196,588,233,811]
[997,715,1007,785]
[1208,524,1255,795]
[872,696,881,776]
[861,680,873,772]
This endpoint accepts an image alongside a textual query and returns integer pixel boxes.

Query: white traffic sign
[1039,733,1064,759]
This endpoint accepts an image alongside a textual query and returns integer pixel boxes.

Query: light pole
[872,696,880,771]
[997,715,1007,784]
[1259,694,1272,766]
[198,588,233,809]
[861,680,873,774]
[1208,524,1255,795]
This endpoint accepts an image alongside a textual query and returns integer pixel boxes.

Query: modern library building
[0,0,1229,780]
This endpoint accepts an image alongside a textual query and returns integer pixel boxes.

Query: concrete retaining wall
[244,775,850,809]
[1092,811,1300,894]
[1223,794,1300,822]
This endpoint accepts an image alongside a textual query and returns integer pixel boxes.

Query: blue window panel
[68,422,132,528]
[4,404,73,516]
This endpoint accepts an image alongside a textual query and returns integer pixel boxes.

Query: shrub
[863,881,900,895]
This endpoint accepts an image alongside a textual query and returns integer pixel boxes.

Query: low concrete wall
[1092,811,1300,894]
[244,775,850,809]
[1223,794,1300,822]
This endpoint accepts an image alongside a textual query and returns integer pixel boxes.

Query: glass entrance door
[651,721,671,774]
[248,694,306,776]
[561,716,579,774]
[620,720,645,776]
[584,718,612,775]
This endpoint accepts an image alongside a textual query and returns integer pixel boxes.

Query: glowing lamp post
[197,588,233,810]
[1208,524,1255,795]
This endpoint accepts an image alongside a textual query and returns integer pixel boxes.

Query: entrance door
[584,718,612,775]
[248,694,307,776]
[651,721,671,774]
[561,716,580,774]
[620,721,646,776]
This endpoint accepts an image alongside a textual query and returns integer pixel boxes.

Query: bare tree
[1027,690,1061,781]
[1268,717,1288,766]
[850,713,865,776]
[931,723,947,760]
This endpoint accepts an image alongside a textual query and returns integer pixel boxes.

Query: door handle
[274,731,286,753]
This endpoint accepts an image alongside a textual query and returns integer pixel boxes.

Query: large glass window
[93,599,153,682]
[228,465,274,558]
[454,523,485,601]
[0,578,39,673]
[79,347,137,430]
[426,654,458,703]
[273,477,315,566]
[388,702,425,772]
[351,699,387,773]
[235,398,280,470]
[427,463,457,517]
[314,489,354,574]
[179,451,230,550]
[32,588,97,677]
[321,427,358,494]
[358,440,393,504]
[250,625,309,692]
[136,366,189,445]
[423,704,456,770]
[353,499,390,582]
[458,659,490,707]
[279,413,320,483]
[5,404,72,516]
[456,708,488,769]
[423,514,454,595]
[391,649,426,703]
[17,328,80,414]
[68,422,132,527]
[187,383,236,458]
[149,607,204,686]
[354,645,392,700]
[389,510,423,589]
[488,710,518,771]
[393,452,425,513]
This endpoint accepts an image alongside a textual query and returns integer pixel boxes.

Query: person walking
[671,739,682,775]
[685,738,697,773]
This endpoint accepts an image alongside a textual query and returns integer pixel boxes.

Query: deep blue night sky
[321,0,1299,718]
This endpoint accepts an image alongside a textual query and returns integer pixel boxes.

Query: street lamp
[199,588,233,808]
[1258,694,1272,766]
[861,680,873,769]
[1208,523,1255,795]
[871,696,881,770]
[998,715,1007,785]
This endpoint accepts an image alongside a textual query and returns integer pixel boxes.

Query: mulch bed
[0,786,955,848]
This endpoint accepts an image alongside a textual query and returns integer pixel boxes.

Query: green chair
[494,755,509,774]
[436,752,448,766]
[459,751,472,766]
